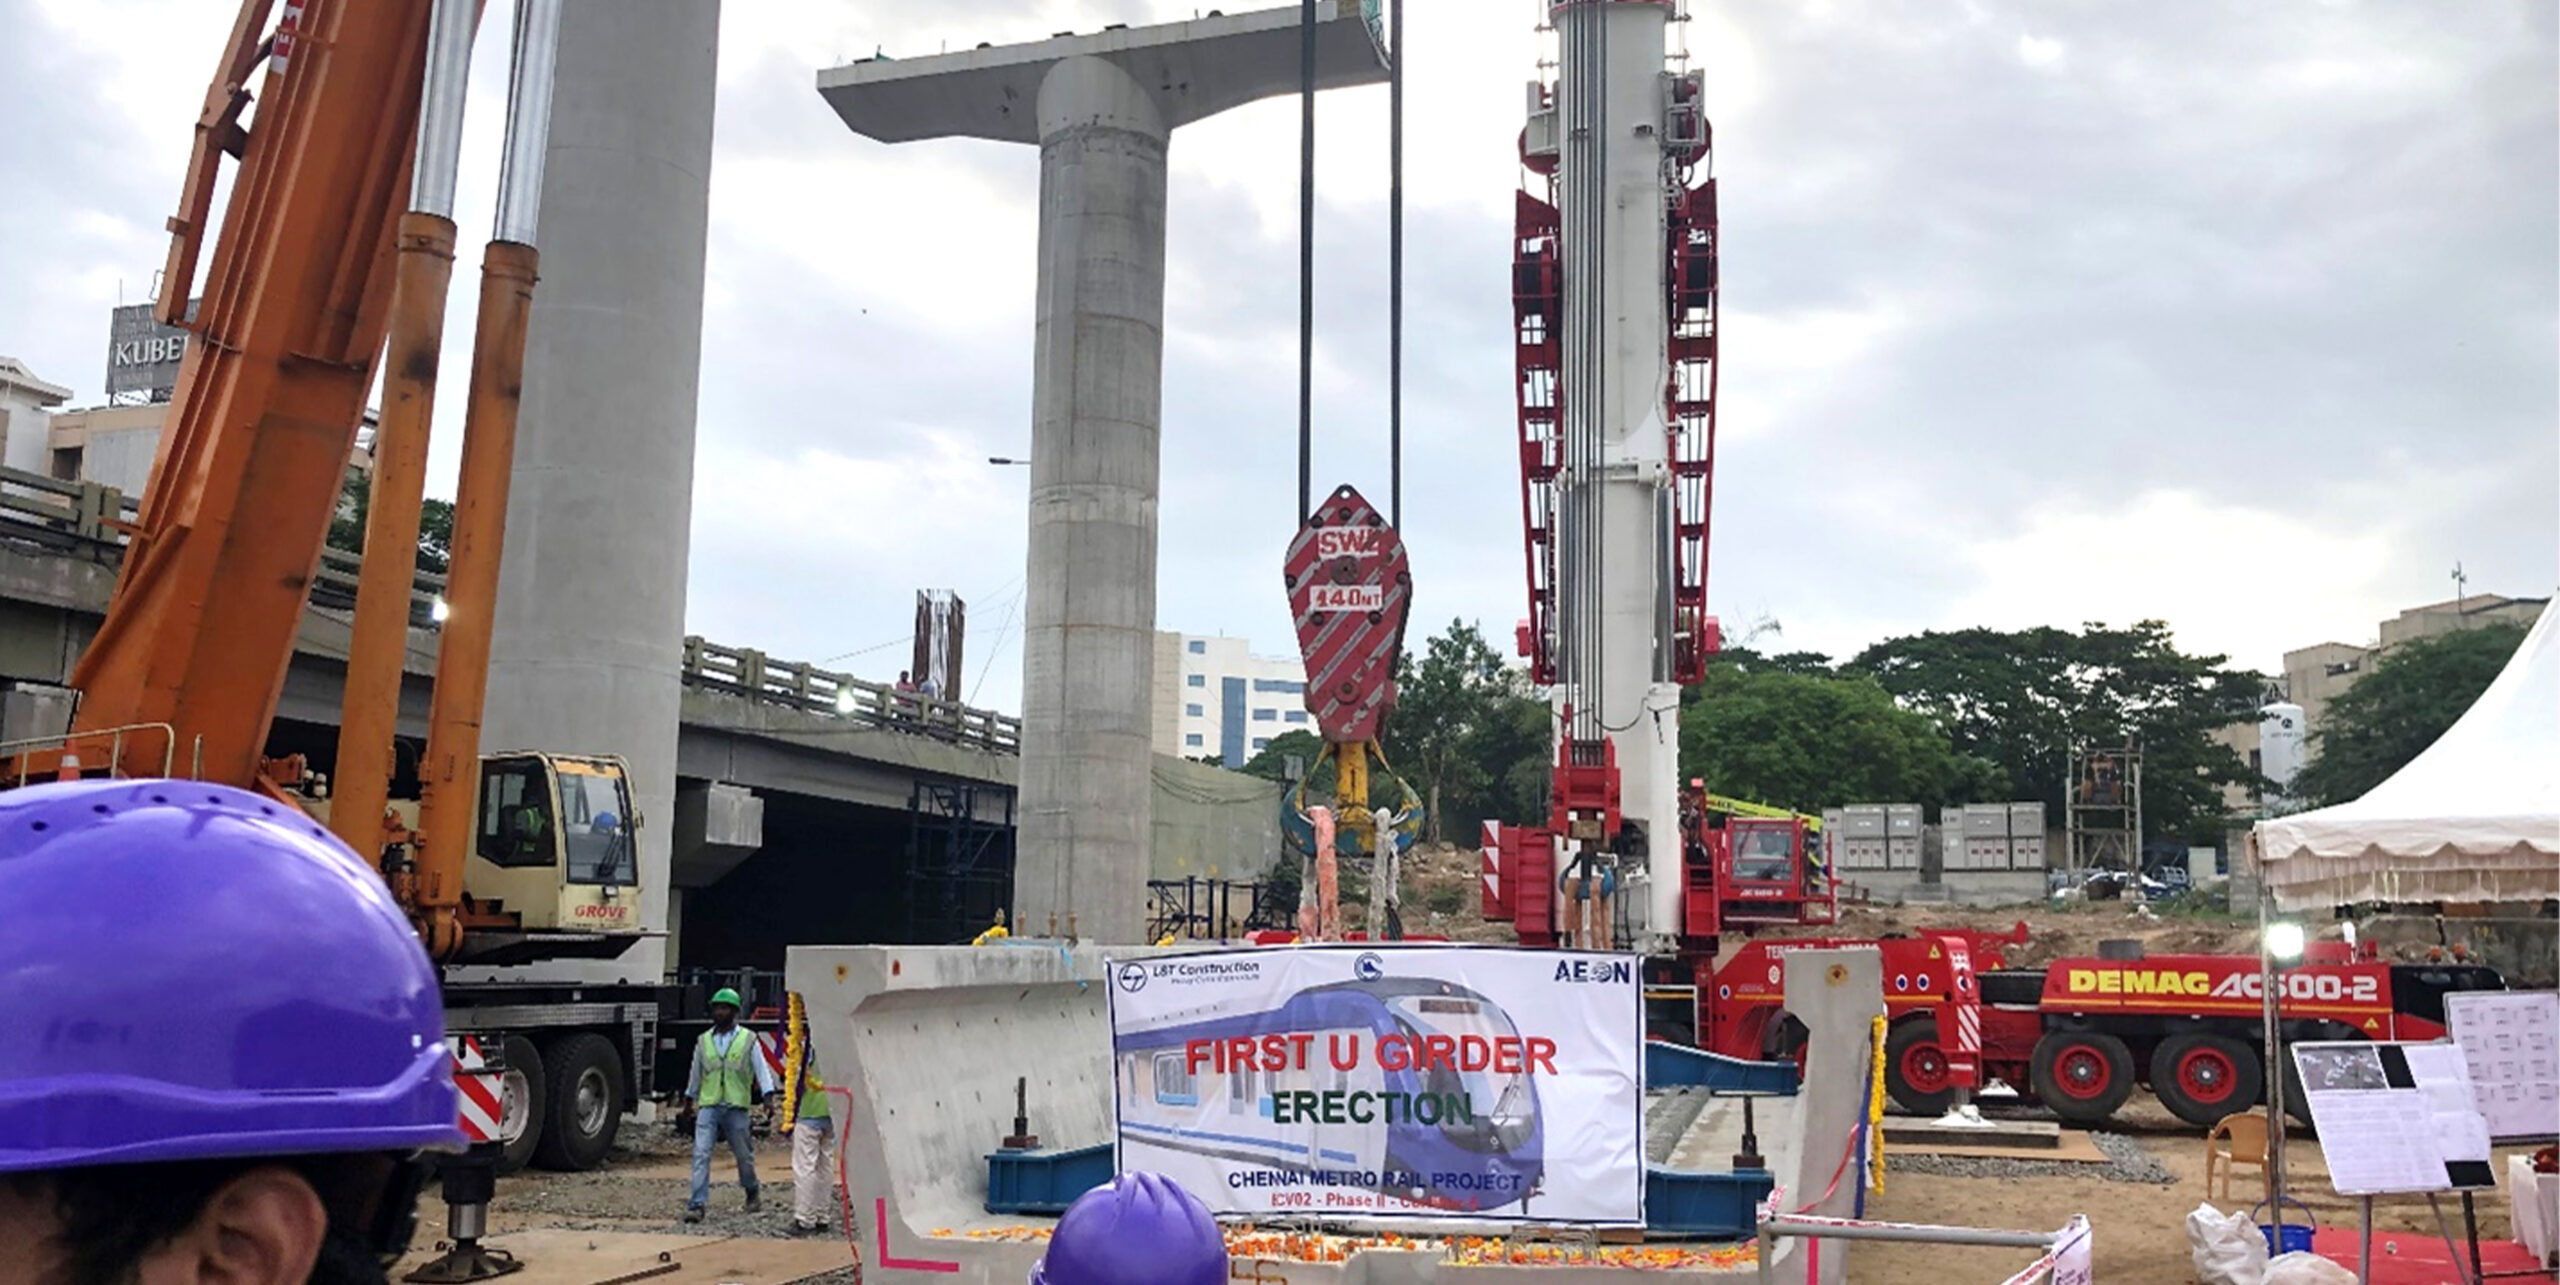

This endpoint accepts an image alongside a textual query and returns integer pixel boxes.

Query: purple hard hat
[1031,1172,1225,1285]
[0,779,460,1172]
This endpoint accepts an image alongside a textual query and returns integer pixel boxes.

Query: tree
[1238,730,1323,784]
[1847,621,2260,844]
[1382,620,1513,842]
[1678,663,1999,811]
[327,471,454,575]
[2290,622,2528,807]
[1462,670,1560,836]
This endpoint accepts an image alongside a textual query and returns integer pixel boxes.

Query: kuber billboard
[1106,944,1642,1224]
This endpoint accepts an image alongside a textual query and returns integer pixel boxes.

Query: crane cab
[467,752,642,936]
[1681,782,1840,933]
[1715,817,1818,924]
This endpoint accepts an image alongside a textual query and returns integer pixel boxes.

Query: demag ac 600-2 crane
[4,0,669,1264]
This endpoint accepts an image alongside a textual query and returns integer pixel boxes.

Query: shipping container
[1887,836,1921,869]
[2009,834,2047,869]
[2007,801,2045,838]
[1839,837,1890,870]
[1841,805,1887,838]
[1886,804,1923,838]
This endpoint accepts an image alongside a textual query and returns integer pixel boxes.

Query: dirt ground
[402,1123,863,1284]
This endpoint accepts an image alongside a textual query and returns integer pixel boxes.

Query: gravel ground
[494,1115,851,1242]
[1881,1129,2176,1185]
[504,1167,852,1237]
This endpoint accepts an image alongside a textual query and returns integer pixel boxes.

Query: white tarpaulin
[1105,944,1642,1224]
[2253,599,2559,911]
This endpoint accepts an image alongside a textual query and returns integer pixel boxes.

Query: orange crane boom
[60,0,436,790]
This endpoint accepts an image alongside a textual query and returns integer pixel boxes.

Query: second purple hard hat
[1030,1172,1226,1285]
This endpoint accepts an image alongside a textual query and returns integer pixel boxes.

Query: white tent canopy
[2253,598,2560,911]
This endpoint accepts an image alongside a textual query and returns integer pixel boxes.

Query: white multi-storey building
[1148,632,1310,765]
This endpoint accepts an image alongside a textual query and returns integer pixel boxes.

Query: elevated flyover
[0,466,1280,957]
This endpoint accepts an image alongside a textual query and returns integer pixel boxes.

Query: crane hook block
[1282,484,1412,743]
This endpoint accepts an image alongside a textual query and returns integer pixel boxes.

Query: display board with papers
[2292,1040,2499,1196]
[2445,990,2560,1143]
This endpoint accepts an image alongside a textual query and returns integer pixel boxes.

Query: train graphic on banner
[1114,977,1546,1211]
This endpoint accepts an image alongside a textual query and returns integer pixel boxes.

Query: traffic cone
[55,751,80,782]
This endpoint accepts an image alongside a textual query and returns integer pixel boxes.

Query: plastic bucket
[2252,1197,2316,1256]
[2261,1222,2314,1256]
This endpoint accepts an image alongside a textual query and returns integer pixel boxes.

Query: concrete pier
[478,0,721,982]
[819,6,1387,943]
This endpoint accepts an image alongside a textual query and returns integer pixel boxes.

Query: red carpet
[2306,1226,2554,1285]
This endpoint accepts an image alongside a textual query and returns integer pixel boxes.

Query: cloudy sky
[3,0,2552,713]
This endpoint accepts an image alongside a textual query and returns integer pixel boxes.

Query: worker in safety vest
[508,798,550,863]
[0,780,459,1285]
[1028,1172,1226,1285]
[679,987,777,1222]
[785,1050,835,1234]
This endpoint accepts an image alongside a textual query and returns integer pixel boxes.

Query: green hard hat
[709,987,743,1010]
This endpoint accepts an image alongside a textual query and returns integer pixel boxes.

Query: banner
[1106,944,1642,1224]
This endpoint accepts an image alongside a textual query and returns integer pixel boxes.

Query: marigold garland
[922,1223,1759,1271]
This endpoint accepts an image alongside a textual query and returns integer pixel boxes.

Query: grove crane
[0,0,669,1267]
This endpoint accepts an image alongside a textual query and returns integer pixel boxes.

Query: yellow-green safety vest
[799,1067,830,1122]
[697,1028,757,1108]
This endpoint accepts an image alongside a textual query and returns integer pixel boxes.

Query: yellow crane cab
[470,751,643,940]
[296,750,645,965]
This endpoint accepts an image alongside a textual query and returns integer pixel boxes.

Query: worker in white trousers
[787,1056,838,1234]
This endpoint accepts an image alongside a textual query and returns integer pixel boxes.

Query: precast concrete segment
[785,943,1161,1285]
[472,0,718,985]
[788,944,1768,1285]
[817,5,1386,945]
[1773,948,1885,1285]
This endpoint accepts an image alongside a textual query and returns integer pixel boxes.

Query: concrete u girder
[818,2,1388,145]
[789,942,1853,1285]
[819,4,1387,946]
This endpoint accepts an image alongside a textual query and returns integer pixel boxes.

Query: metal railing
[0,463,1024,755]
[1754,1213,2087,1285]
[0,721,186,785]
[0,464,449,623]
[0,468,128,552]
[680,637,1020,754]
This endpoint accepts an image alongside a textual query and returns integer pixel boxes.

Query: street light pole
[2262,908,2305,1212]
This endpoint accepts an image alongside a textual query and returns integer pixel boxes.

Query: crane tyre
[2149,1033,2263,1127]
[535,1032,624,1171]
[495,1035,547,1175]
[2029,1030,2135,1126]
[1884,1014,1959,1116]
